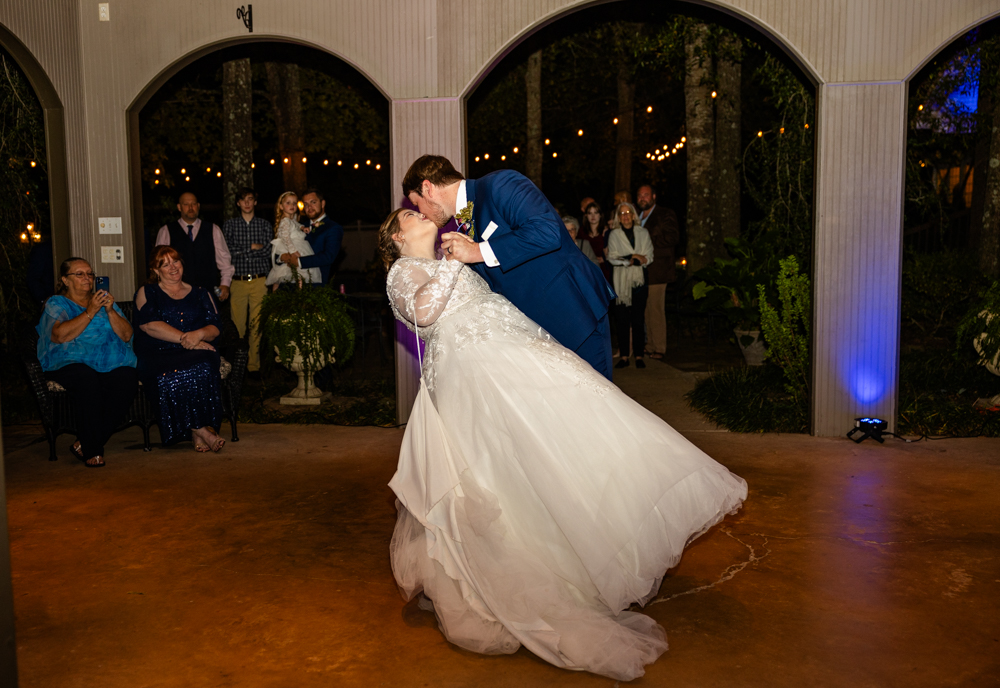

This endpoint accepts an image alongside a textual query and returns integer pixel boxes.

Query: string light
[646,106,653,113]
[758,131,763,137]
[613,117,618,124]
[324,159,329,165]
[155,179,160,185]
[366,159,371,165]
[270,159,275,165]
[645,134,688,164]
[711,91,717,98]
[779,127,785,134]
[475,156,480,162]
[513,147,519,153]
[544,139,550,145]
[302,157,308,163]
[206,167,211,172]
[154,169,160,175]
[353,163,359,169]
[185,176,190,181]
[337,160,342,166]
[283,157,289,164]
[27,223,33,230]
[375,164,381,170]
[251,163,255,168]
[918,104,924,111]
[30,161,36,167]
[577,129,584,136]
[500,155,506,161]
[216,171,222,177]
[484,154,489,160]
[681,137,686,142]
[804,123,809,129]
[181,168,187,174]
[552,152,558,158]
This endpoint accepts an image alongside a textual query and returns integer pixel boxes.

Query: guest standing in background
[581,202,611,284]
[636,185,679,362]
[155,192,235,305]
[608,202,653,370]
[563,216,599,264]
[221,187,272,375]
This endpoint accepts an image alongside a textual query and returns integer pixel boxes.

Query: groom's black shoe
[615,359,629,369]
[635,359,646,369]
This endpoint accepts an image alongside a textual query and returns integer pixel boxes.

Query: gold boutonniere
[455,201,475,239]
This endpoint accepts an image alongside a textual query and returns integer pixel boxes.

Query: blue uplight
[851,368,887,405]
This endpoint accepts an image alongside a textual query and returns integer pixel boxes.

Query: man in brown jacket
[636,184,680,360]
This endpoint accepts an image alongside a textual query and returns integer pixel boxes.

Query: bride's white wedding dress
[387,256,747,681]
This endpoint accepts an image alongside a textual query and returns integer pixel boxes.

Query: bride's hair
[378,208,407,271]
[273,191,298,236]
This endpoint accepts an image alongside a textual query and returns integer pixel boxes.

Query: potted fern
[256,285,356,405]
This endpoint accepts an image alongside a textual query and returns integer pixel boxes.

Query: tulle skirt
[389,300,747,681]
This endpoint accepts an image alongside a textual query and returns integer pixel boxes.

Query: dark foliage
[685,364,808,433]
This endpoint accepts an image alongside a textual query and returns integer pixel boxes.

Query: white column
[390,97,466,424]
[812,82,906,436]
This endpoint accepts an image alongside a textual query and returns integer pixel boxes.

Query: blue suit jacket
[466,171,615,350]
[299,216,344,286]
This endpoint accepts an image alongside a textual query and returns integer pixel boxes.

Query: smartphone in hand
[95,276,109,293]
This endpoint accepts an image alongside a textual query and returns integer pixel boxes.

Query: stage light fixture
[847,417,887,444]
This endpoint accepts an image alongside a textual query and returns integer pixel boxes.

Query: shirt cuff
[480,240,499,267]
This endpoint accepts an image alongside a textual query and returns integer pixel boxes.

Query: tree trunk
[266,62,308,194]
[981,99,1000,277]
[222,58,253,219]
[684,22,717,274]
[615,60,635,198]
[525,50,543,189]
[714,31,741,242]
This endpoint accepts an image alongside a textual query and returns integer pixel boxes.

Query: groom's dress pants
[574,313,614,381]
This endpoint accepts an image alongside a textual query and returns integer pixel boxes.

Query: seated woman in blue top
[37,257,137,467]
[134,246,226,453]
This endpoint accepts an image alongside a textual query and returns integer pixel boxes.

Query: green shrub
[757,256,810,405]
[685,364,808,433]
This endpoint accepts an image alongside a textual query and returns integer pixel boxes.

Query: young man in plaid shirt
[222,187,273,374]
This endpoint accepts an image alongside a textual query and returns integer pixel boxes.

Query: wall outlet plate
[99,3,109,21]
[101,246,124,263]
[98,217,122,234]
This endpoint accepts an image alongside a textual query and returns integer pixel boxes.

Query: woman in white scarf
[607,202,654,369]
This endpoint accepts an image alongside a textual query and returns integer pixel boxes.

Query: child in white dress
[266,191,323,290]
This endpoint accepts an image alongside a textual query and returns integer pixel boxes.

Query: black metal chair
[21,300,248,460]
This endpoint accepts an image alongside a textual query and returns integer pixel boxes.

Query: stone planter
[734,329,767,366]
[275,339,336,406]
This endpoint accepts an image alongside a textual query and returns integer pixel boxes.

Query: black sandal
[71,441,84,460]
[77,454,105,468]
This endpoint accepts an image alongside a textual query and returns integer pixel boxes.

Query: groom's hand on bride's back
[441,232,483,264]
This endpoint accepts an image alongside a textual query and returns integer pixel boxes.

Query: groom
[403,155,615,379]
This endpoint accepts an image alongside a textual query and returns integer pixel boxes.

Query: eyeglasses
[619,211,633,216]
[67,271,95,278]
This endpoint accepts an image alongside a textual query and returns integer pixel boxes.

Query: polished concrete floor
[4,363,1000,687]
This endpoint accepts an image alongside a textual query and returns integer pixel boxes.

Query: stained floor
[4,363,999,687]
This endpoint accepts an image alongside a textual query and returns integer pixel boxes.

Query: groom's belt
[234,273,268,281]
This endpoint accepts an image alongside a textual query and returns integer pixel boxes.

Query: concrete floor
[4,363,1000,687]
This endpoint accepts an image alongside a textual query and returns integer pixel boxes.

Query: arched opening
[126,37,391,288]
[462,0,818,432]
[898,16,1000,437]
[0,23,70,299]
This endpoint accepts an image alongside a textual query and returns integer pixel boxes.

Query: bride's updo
[378,208,407,271]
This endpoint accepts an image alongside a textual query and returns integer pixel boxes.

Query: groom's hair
[402,155,464,197]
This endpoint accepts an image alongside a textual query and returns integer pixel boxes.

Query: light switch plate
[98,217,122,234]
[99,3,109,21]
[101,246,124,263]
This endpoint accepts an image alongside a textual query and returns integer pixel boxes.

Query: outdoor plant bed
[685,363,808,433]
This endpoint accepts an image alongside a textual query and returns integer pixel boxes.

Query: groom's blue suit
[465,170,615,378]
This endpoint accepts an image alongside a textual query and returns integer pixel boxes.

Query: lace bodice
[387,256,612,396]
[386,257,493,337]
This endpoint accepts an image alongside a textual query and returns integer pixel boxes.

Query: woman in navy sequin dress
[134,246,226,452]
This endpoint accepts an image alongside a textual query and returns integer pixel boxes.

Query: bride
[380,207,747,681]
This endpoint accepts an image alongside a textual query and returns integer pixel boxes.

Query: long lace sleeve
[387,258,465,327]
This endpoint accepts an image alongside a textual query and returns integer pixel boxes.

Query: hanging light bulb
[30,161,36,167]
[475,156,480,162]
[613,117,618,124]
[185,176,190,181]
[216,171,222,177]
[552,152,558,158]
[544,139,550,145]
[270,159,275,165]
[375,164,381,170]
[513,147,519,153]
[484,154,489,160]
[206,167,211,173]
[680,137,686,143]
[337,160,342,166]
[500,155,506,161]
[154,168,160,175]
[353,163,359,169]
[711,91,717,98]
[324,160,329,165]
[283,157,289,164]
[181,168,187,174]
[577,129,584,136]
[302,157,307,163]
